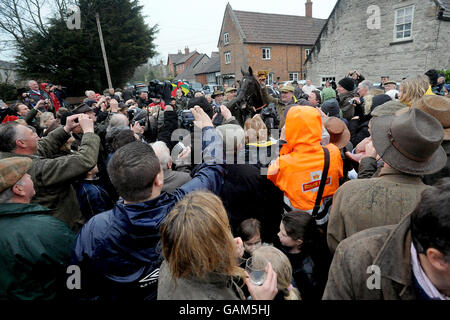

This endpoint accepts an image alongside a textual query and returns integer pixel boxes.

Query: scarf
[410,243,450,300]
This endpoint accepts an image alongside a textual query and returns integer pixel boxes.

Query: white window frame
[225,52,231,64]
[305,49,311,57]
[321,76,336,86]
[262,48,271,60]
[289,73,299,82]
[393,5,414,42]
[224,33,229,45]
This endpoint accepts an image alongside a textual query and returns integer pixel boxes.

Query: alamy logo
[66,265,81,290]
[366,265,381,290]
[367,5,381,30]
[66,6,81,30]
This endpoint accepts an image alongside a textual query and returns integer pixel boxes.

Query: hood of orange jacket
[268,106,343,211]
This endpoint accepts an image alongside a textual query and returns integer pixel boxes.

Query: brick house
[218,1,326,86]
[167,47,201,77]
[305,0,450,86]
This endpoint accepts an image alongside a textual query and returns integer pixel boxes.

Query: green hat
[0,157,32,193]
[321,87,337,102]
[280,84,295,93]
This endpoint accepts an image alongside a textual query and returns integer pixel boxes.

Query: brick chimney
[306,0,312,18]
[185,46,190,55]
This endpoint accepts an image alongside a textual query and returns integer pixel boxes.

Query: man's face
[357,85,368,97]
[29,81,39,91]
[381,77,389,84]
[258,77,266,87]
[17,125,39,154]
[170,99,176,106]
[308,92,319,105]
[109,89,114,95]
[306,80,311,86]
[176,89,182,98]
[215,94,224,104]
[337,84,347,95]
[17,104,30,117]
[140,92,148,100]
[384,83,396,92]
[438,77,445,85]
[226,91,236,100]
[281,91,293,103]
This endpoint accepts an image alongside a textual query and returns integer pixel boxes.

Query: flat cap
[0,157,32,193]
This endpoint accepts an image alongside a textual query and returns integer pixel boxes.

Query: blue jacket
[70,127,224,300]
[75,179,114,220]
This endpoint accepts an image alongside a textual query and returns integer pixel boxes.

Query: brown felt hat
[0,157,32,193]
[412,95,450,141]
[280,84,295,93]
[324,117,351,149]
[371,108,446,175]
[211,90,224,98]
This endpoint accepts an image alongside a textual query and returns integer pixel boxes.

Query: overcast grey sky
[142,0,338,63]
[0,0,338,62]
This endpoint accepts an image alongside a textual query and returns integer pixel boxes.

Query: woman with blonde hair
[158,190,278,300]
[398,75,430,106]
[253,245,301,300]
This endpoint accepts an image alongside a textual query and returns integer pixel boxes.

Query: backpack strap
[312,147,330,217]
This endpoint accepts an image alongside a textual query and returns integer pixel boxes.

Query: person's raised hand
[355,137,371,154]
[78,114,94,133]
[220,105,232,120]
[363,139,378,159]
[191,105,213,129]
[246,262,278,300]
[63,114,81,133]
[234,237,244,259]
[131,121,144,135]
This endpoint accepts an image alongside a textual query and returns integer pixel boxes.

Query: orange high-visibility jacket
[268,106,343,211]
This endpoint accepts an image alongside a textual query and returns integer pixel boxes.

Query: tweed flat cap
[0,157,32,192]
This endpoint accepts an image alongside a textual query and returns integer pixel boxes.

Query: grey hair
[0,176,27,203]
[28,80,37,87]
[39,112,54,128]
[0,188,14,203]
[85,90,95,97]
[359,80,373,90]
[107,114,129,134]
[151,141,171,168]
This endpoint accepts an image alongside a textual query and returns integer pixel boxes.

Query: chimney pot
[306,0,312,18]
[185,46,189,54]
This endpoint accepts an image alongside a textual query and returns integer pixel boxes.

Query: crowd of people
[0,67,449,301]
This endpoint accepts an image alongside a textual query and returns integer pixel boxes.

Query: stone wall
[305,0,450,85]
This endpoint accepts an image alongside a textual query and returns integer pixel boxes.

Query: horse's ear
[249,66,253,75]
[241,68,245,76]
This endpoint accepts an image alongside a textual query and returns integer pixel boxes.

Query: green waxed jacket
[0,203,75,300]
[0,126,100,231]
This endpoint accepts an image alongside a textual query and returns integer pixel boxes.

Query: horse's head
[236,66,264,110]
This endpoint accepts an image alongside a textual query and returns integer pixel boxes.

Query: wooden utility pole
[95,12,113,89]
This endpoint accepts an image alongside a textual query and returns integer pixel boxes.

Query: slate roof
[175,54,210,80]
[195,55,220,75]
[168,51,198,65]
[233,10,326,45]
